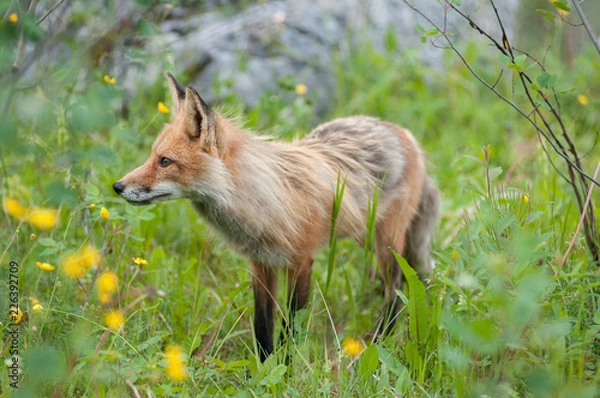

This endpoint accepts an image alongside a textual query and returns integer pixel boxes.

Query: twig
[126,380,142,398]
[560,161,600,268]
[570,0,600,57]
[37,0,68,25]
[402,0,599,262]
[402,0,599,188]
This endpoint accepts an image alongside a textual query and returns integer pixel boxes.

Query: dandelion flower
[10,307,23,323]
[341,337,366,357]
[33,303,43,313]
[29,297,39,305]
[8,13,18,23]
[104,309,125,331]
[158,102,170,114]
[100,207,110,219]
[80,244,101,269]
[89,204,96,209]
[577,94,588,105]
[164,345,188,381]
[61,253,87,279]
[295,84,308,96]
[36,261,55,271]
[27,207,59,230]
[4,197,27,219]
[103,75,116,84]
[30,233,36,240]
[97,271,119,295]
[132,257,148,266]
[451,248,459,262]
[523,194,530,204]
[98,292,112,304]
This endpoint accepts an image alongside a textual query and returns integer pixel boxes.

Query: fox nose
[113,181,125,195]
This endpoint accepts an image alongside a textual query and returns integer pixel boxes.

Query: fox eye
[159,157,173,168]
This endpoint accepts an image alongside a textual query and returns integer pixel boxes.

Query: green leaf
[536,72,558,89]
[538,99,551,110]
[556,87,575,94]
[404,340,423,371]
[38,238,57,247]
[326,174,347,291]
[531,83,541,91]
[394,253,429,342]
[424,28,439,37]
[497,53,511,65]
[488,166,503,181]
[507,63,523,72]
[551,1,570,12]
[85,183,100,197]
[416,24,426,34]
[514,54,527,65]
[524,62,538,71]
[358,344,379,379]
[45,180,77,207]
[376,345,408,375]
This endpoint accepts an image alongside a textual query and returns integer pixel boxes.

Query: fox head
[113,73,229,205]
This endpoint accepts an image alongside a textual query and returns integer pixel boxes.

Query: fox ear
[166,72,186,115]
[184,86,218,146]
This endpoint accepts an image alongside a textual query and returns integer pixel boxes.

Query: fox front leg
[251,263,278,362]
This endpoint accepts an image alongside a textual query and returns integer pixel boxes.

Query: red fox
[114,73,440,361]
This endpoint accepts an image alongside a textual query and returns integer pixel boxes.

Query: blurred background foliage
[0,0,599,396]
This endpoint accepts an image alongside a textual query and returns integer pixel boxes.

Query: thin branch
[37,0,68,25]
[560,161,600,267]
[491,69,504,89]
[445,1,507,56]
[570,0,600,57]
[402,0,599,188]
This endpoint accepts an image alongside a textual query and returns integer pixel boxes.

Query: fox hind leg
[374,230,405,338]
[280,257,313,349]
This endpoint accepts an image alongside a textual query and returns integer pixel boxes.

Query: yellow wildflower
[164,345,188,381]
[523,194,530,204]
[3,197,27,219]
[97,271,119,295]
[61,253,87,279]
[10,307,23,323]
[8,13,18,23]
[89,204,96,209]
[341,337,366,357]
[132,257,148,266]
[451,248,459,262]
[29,297,39,305]
[105,309,125,331]
[100,207,110,219]
[158,102,170,114]
[295,84,308,96]
[30,233,36,240]
[577,94,588,105]
[80,244,101,269]
[98,292,112,304]
[33,303,43,313]
[36,261,55,271]
[103,75,116,84]
[27,207,59,230]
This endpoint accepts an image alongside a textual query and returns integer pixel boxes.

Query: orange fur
[114,73,440,361]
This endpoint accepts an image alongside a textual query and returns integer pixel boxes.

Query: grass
[1,32,600,397]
